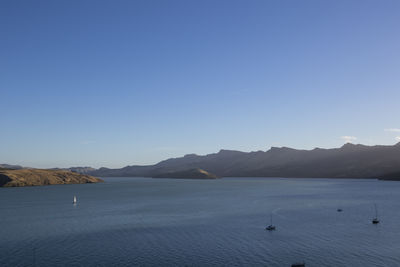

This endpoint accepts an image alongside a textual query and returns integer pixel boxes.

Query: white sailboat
[73,195,77,204]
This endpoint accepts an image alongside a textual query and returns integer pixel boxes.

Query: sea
[1,177,400,267]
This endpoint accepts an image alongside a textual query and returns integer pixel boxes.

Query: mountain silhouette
[87,142,400,179]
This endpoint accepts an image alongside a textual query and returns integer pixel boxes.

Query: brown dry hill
[0,168,103,187]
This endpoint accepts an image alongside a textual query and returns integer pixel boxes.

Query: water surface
[1,177,399,266]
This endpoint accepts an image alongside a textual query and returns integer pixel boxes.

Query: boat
[266,224,276,231]
[265,214,276,231]
[372,204,379,224]
[337,208,343,212]
[291,263,305,267]
[73,195,77,204]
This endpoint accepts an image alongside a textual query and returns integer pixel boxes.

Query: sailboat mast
[374,204,378,218]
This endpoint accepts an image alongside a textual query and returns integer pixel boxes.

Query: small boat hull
[372,204,379,224]
[266,225,276,231]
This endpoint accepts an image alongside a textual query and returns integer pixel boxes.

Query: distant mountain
[50,167,97,174]
[87,142,400,179]
[0,164,24,170]
[153,168,218,179]
[68,167,97,174]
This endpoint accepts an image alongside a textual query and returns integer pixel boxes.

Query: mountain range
[3,143,400,179]
[84,142,400,179]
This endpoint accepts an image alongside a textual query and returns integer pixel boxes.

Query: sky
[1,0,400,168]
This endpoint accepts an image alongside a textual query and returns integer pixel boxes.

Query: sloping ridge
[153,168,218,179]
[88,142,400,179]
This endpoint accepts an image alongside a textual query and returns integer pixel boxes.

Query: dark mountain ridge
[87,142,400,179]
[153,168,218,179]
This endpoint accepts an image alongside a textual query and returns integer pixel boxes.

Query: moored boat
[372,204,379,224]
[265,214,276,231]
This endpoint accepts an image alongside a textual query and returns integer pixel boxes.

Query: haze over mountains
[84,143,400,179]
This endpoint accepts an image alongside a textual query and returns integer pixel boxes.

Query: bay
[1,177,399,267]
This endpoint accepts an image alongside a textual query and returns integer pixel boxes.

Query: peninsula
[0,168,103,187]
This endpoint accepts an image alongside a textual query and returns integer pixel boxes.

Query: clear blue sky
[1,0,400,168]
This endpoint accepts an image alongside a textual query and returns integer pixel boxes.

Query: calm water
[1,177,400,267]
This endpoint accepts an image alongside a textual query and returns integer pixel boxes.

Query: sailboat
[372,204,379,224]
[73,195,77,204]
[266,214,276,231]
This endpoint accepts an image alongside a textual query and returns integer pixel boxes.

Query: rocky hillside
[0,169,103,187]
